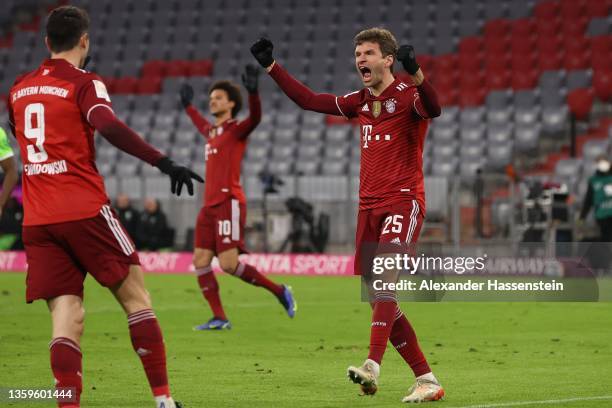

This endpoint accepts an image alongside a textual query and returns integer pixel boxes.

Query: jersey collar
[366,77,402,100]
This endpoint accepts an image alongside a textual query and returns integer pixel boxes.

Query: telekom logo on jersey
[362,125,391,149]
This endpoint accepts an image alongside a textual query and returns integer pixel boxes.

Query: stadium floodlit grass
[1,272,611,408]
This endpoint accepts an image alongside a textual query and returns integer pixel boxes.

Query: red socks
[50,337,82,407]
[367,294,398,364]
[196,266,227,320]
[389,308,431,377]
[127,310,170,399]
[235,263,284,297]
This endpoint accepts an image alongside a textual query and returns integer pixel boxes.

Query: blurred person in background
[137,198,172,250]
[579,154,612,242]
[0,197,23,250]
[115,193,140,246]
[0,125,19,219]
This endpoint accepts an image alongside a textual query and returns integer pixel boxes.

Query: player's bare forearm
[0,157,18,210]
[268,63,341,115]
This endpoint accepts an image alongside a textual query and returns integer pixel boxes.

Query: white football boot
[347,359,380,395]
[401,376,445,403]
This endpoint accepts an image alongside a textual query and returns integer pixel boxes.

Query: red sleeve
[335,90,362,119]
[76,75,115,124]
[185,105,211,138]
[235,93,261,138]
[89,106,164,166]
[269,63,346,116]
[411,79,441,119]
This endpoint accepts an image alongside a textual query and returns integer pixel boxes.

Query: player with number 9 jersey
[9,59,114,226]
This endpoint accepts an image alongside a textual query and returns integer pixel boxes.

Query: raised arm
[235,64,262,136]
[397,45,441,118]
[180,84,211,138]
[250,38,343,116]
[78,77,203,196]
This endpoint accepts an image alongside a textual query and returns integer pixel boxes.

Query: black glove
[397,45,420,75]
[242,64,260,94]
[250,38,274,68]
[179,84,194,108]
[155,157,204,196]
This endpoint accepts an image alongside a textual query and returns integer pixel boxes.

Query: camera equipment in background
[278,197,329,253]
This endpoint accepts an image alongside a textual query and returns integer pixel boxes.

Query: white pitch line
[446,395,612,408]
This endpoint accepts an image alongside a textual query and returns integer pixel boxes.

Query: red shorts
[354,199,424,276]
[22,204,140,303]
[195,199,247,254]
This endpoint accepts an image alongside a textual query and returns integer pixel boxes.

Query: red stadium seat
[459,53,484,72]
[585,0,610,17]
[136,77,162,94]
[564,48,590,70]
[566,88,594,120]
[538,50,563,71]
[189,60,213,76]
[484,36,509,56]
[485,68,511,90]
[535,16,561,39]
[511,69,538,90]
[590,35,611,56]
[437,88,459,106]
[591,52,610,71]
[559,0,585,18]
[536,34,561,53]
[511,52,537,72]
[560,16,588,37]
[484,19,511,38]
[113,77,138,94]
[511,36,536,54]
[511,19,536,38]
[416,54,434,74]
[534,1,560,20]
[141,60,167,78]
[165,60,190,77]
[484,54,509,72]
[459,87,486,107]
[434,54,459,72]
[459,37,484,55]
[460,68,485,84]
[593,70,612,102]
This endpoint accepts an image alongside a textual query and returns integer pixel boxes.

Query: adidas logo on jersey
[136,347,151,357]
[390,237,402,245]
[361,103,369,112]
[222,237,231,244]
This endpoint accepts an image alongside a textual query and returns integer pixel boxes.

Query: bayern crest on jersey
[384,98,397,113]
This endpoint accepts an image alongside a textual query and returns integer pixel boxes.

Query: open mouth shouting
[359,65,372,82]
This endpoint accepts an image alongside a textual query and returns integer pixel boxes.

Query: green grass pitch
[1,272,611,407]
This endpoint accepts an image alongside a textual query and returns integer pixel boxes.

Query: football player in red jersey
[7,6,201,408]
[251,28,444,403]
[179,66,296,331]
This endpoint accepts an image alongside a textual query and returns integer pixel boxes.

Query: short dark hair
[354,27,399,72]
[46,6,90,53]
[209,80,243,118]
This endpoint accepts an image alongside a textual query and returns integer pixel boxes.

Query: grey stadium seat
[582,140,609,162]
[515,124,541,152]
[555,159,582,183]
[487,123,514,143]
[541,106,568,134]
[460,123,487,143]
[487,142,513,170]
